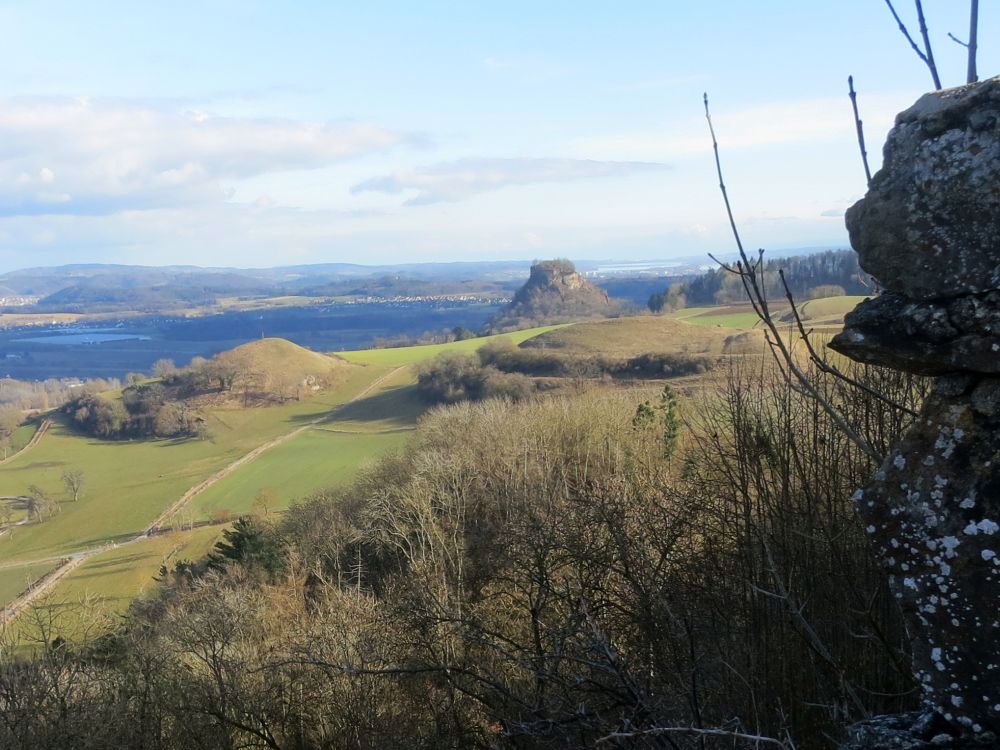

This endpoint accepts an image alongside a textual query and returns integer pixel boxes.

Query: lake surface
[0,300,503,380]
[15,331,152,345]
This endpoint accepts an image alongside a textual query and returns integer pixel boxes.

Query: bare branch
[883,0,942,89]
[947,32,969,49]
[703,95,883,462]
[914,1,942,89]
[597,725,792,748]
[777,270,918,417]
[704,93,749,258]
[848,76,873,185]
[967,0,979,83]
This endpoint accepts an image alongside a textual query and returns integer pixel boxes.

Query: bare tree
[26,485,59,522]
[61,469,85,503]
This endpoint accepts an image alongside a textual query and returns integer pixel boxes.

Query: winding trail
[0,367,409,625]
[0,418,52,467]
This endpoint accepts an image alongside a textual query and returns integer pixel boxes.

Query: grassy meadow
[0,303,861,627]
[0,325,561,617]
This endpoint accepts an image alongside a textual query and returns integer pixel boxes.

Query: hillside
[211,338,350,388]
[182,337,356,409]
[486,259,620,331]
[521,315,766,358]
[64,339,357,440]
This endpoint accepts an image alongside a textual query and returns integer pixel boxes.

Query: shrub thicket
[0,359,926,749]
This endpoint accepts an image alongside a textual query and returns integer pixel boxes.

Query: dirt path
[0,550,103,623]
[0,366,409,626]
[0,418,52,467]
[146,364,408,533]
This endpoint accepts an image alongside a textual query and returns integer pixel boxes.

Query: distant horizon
[2,2,993,268]
[0,243,851,277]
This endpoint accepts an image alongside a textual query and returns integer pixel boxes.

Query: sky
[0,0,996,271]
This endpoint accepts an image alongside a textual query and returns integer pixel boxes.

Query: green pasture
[328,368,424,431]
[43,525,223,615]
[796,295,868,321]
[0,562,58,611]
[679,311,762,329]
[337,325,564,367]
[0,326,559,622]
[186,428,409,522]
[0,367,379,564]
[8,423,37,456]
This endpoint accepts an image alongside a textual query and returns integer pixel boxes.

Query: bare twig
[704,93,748,258]
[848,76,873,185]
[703,94,882,463]
[777,270,918,417]
[967,0,979,83]
[945,0,980,84]
[883,0,942,89]
[597,725,793,748]
[948,32,969,49]
[914,1,942,89]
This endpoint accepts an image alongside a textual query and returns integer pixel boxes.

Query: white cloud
[571,93,911,161]
[0,97,412,217]
[351,157,668,205]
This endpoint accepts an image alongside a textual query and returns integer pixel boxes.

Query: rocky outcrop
[844,78,1000,301]
[833,291,1000,375]
[842,712,997,749]
[487,259,617,331]
[857,377,1000,734]
[831,76,1000,741]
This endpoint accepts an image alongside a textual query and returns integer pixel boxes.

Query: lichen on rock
[845,76,1000,302]
[832,76,1000,741]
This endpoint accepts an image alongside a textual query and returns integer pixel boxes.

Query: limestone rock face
[856,378,1000,734]
[846,76,1000,301]
[832,292,1000,374]
[834,77,1000,742]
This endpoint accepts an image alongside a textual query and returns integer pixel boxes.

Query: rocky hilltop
[486,259,617,331]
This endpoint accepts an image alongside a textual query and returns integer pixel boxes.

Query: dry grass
[521,315,767,358]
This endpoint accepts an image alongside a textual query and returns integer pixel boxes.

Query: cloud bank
[351,157,668,205]
[0,97,410,216]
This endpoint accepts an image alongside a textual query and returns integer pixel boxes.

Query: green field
[0,562,57,612]
[337,325,566,367]
[669,307,765,329]
[796,295,868,322]
[521,316,761,357]
[667,295,863,331]
[0,326,560,619]
[41,525,223,614]
[8,423,37,456]
[186,428,410,522]
[0,365,380,564]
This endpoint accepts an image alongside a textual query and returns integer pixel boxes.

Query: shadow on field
[78,552,150,573]
[72,531,142,550]
[324,385,425,427]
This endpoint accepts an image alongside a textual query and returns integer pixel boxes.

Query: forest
[0,354,927,749]
[648,250,871,312]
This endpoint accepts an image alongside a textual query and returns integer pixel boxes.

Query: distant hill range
[486,260,622,332]
[0,248,852,315]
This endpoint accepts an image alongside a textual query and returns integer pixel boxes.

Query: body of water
[15,331,152,345]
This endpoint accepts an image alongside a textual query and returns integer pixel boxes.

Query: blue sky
[0,1,995,270]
